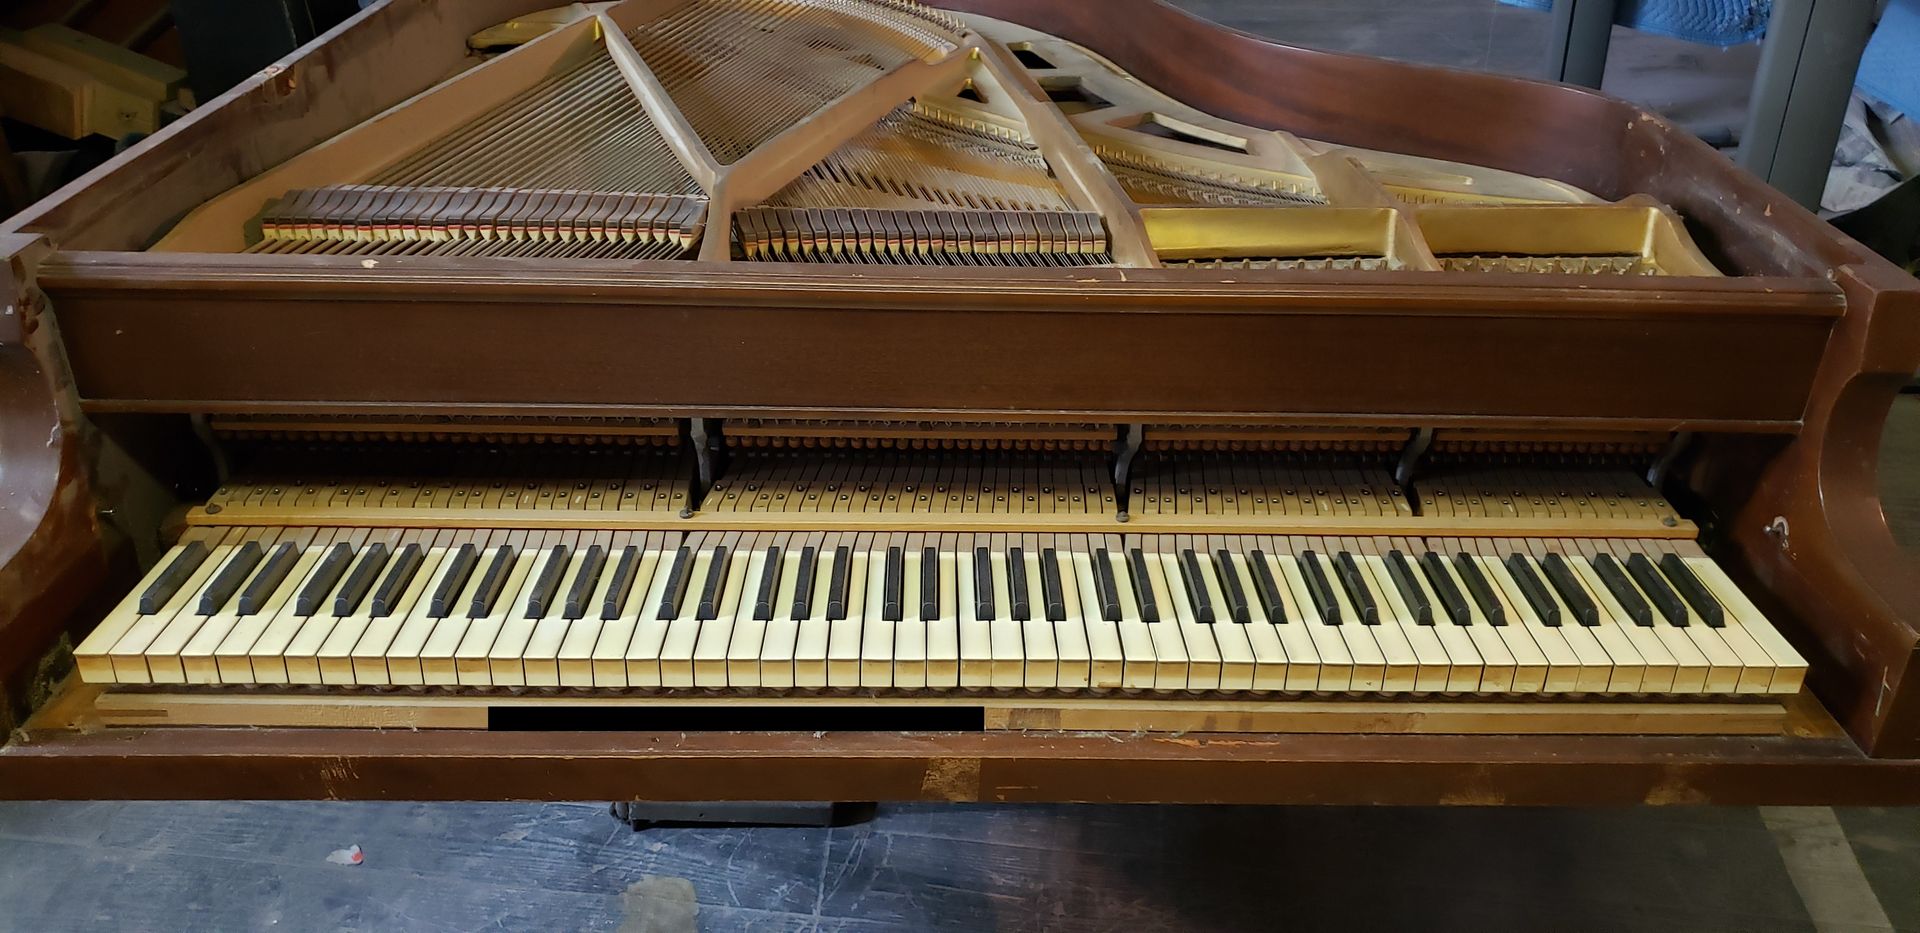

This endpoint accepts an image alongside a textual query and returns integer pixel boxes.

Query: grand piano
[2,0,1918,804]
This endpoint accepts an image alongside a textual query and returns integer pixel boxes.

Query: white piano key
[1191,541,1254,691]
[1219,545,1288,692]
[1045,540,1088,689]
[957,543,994,689]
[526,532,605,687]
[1275,552,1348,691]
[455,530,543,686]
[1104,541,1159,690]
[98,532,244,684]
[754,538,807,688]
[723,536,776,688]
[693,536,752,688]
[1251,543,1321,692]
[595,536,665,687]
[1473,544,1580,694]
[384,528,484,686]
[628,536,691,688]
[925,542,960,688]
[791,536,838,689]
[1678,548,1806,694]
[1563,540,1674,693]
[183,529,319,684]
[885,535,927,689]
[329,529,439,685]
[1157,543,1220,691]
[1359,546,1450,693]
[75,530,227,683]
[1519,541,1640,694]
[1306,539,1383,692]
[213,529,342,685]
[825,537,870,688]
[1012,539,1048,687]
[1392,540,1485,693]
[558,532,626,688]
[661,538,721,688]
[142,528,277,683]
[1136,542,1191,691]
[1071,541,1124,689]
[855,536,896,689]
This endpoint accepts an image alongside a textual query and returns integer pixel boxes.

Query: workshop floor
[2,2,1913,931]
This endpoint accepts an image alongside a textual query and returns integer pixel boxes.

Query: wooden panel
[7,714,1920,804]
[39,255,1837,428]
[88,685,1792,736]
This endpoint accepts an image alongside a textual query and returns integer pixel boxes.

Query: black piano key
[882,546,905,622]
[753,546,782,621]
[826,546,851,621]
[430,543,479,619]
[1334,552,1378,625]
[1591,553,1652,627]
[920,547,940,619]
[1008,547,1030,621]
[655,546,693,619]
[296,543,354,617]
[599,546,640,621]
[973,547,995,619]
[1213,550,1251,623]
[1384,550,1433,625]
[1093,549,1122,622]
[1299,550,1342,625]
[1626,553,1687,626]
[1041,548,1067,622]
[1503,554,1561,627]
[197,541,265,615]
[469,544,517,619]
[524,544,572,619]
[1127,548,1159,623]
[235,542,299,617]
[1177,549,1215,624]
[1419,552,1471,626]
[369,543,424,618]
[1452,553,1506,626]
[1541,553,1599,626]
[695,546,731,620]
[564,545,606,620]
[1248,551,1287,624]
[1658,553,1725,628]
[139,540,213,614]
[791,546,818,619]
[332,542,390,616]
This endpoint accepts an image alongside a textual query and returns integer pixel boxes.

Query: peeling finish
[919,756,982,800]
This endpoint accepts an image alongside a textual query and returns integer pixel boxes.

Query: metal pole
[1548,0,1618,87]
[1737,0,1879,208]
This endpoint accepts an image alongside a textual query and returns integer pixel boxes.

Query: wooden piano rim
[73,400,1812,436]
[8,675,1920,805]
[33,250,1849,320]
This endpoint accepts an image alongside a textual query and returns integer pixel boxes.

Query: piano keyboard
[76,527,1805,696]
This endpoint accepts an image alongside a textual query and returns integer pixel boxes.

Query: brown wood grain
[2,0,1919,799]
[39,254,1837,429]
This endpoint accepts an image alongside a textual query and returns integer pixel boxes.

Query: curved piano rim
[2,0,1919,801]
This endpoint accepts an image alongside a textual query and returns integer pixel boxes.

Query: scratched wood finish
[39,254,1837,429]
[2,0,1919,800]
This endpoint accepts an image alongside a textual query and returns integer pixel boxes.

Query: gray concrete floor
[3,3,1916,931]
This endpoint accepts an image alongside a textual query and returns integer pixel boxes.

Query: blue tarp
[1500,0,1771,45]
[1859,0,1920,117]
